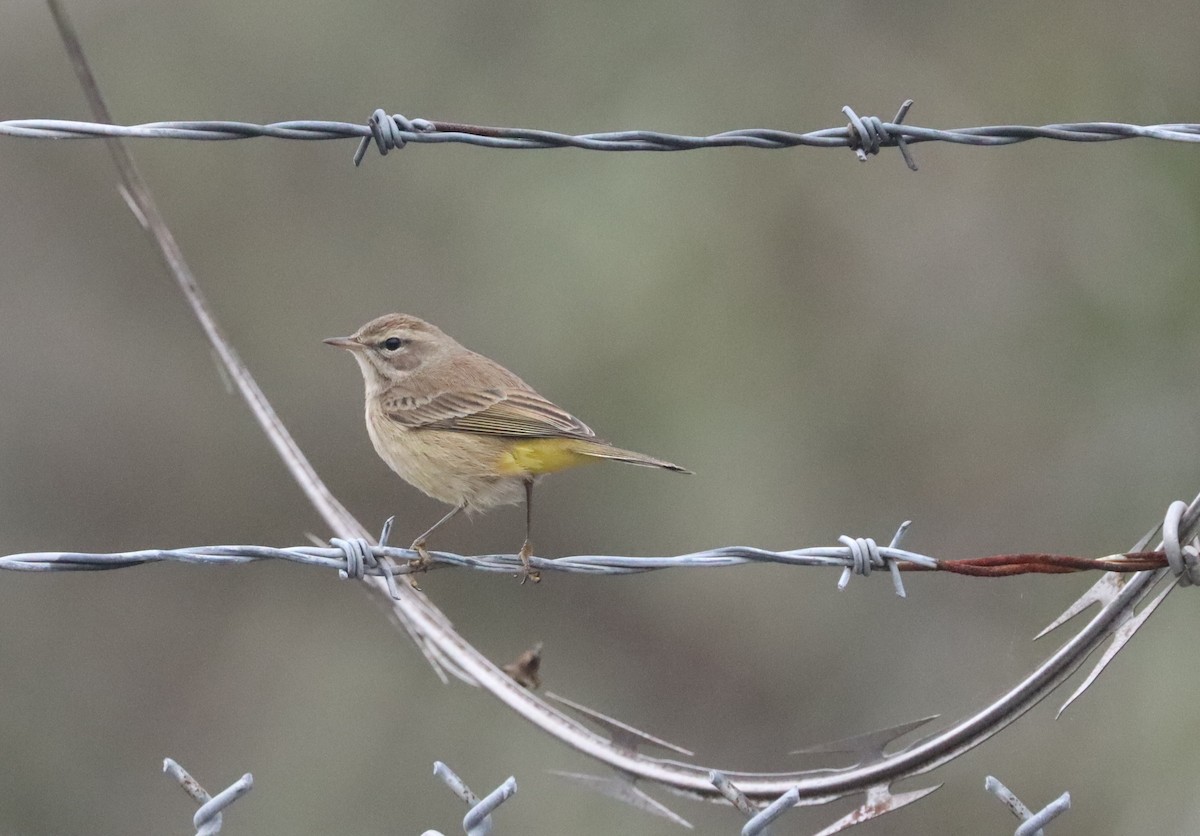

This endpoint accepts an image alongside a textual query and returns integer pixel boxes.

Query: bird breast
[364,401,525,509]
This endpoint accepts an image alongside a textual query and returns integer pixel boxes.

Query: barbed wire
[154,754,1068,835]
[423,764,1074,836]
[4,102,1200,171]
[0,516,1185,599]
[19,4,1197,832]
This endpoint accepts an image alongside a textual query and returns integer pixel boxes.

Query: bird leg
[519,478,540,584]
[408,503,466,588]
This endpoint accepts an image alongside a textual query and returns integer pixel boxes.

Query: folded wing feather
[382,389,596,439]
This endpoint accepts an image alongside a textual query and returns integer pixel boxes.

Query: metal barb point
[791,715,940,765]
[550,771,693,829]
[812,784,941,836]
[545,692,695,756]
[709,771,758,818]
[378,515,395,548]
[1056,578,1174,717]
[433,762,480,805]
[891,99,918,170]
[888,520,913,549]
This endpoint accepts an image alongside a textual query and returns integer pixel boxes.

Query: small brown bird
[325,313,689,582]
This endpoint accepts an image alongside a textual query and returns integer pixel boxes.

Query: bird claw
[518,540,541,584]
[407,541,432,590]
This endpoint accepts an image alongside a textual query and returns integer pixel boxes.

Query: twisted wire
[2,101,1198,170]
[1,520,1187,595]
[0,535,938,585]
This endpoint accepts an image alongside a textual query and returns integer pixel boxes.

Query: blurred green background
[2,1,1199,833]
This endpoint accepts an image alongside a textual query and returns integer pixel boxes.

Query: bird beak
[323,336,360,350]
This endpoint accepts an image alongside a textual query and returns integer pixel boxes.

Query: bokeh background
[2,2,1199,833]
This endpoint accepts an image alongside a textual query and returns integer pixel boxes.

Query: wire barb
[353,109,438,165]
[549,771,693,828]
[162,758,253,836]
[547,692,695,756]
[836,520,910,596]
[331,516,401,598]
[429,762,517,836]
[842,100,918,170]
[985,775,1071,836]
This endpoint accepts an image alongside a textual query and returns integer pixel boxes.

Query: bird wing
[382,388,596,438]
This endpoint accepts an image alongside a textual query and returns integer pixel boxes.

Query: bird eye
[382,337,408,351]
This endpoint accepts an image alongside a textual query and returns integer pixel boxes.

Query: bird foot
[518,540,541,585]
[407,541,432,590]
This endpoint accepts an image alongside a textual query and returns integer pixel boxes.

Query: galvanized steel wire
[0,522,936,598]
[3,103,1199,170]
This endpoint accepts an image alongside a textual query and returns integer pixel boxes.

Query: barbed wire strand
[0,529,1176,588]
[31,4,1199,832]
[985,776,1071,836]
[162,758,253,836]
[4,103,1200,172]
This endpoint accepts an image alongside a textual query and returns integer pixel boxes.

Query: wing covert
[382,388,595,438]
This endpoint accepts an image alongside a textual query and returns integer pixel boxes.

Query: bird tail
[572,440,692,474]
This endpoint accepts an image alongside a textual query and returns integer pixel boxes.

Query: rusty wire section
[3,102,1200,171]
